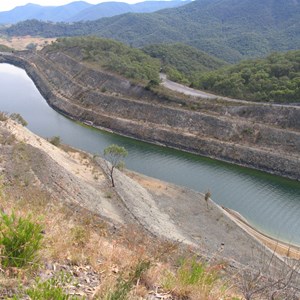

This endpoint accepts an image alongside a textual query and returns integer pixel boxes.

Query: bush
[26,273,82,300]
[10,113,28,126]
[163,258,218,298]
[105,260,150,300]
[0,211,43,268]
[49,136,61,147]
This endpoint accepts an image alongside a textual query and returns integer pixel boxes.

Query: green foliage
[45,37,160,83]
[0,211,43,268]
[143,43,227,85]
[163,258,218,297]
[105,260,150,300]
[26,273,83,300]
[197,50,300,103]
[10,113,28,126]
[178,259,209,285]
[103,144,128,168]
[49,136,61,147]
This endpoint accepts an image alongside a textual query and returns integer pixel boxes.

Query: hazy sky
[0,0,142,12]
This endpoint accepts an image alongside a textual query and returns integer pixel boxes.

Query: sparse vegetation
[10,113,28,126]
[162,257,219,299]
[104,260,150,300]
[44,37,160,84]
[26,273,83,300]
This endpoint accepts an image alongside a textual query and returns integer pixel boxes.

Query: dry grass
[0,36,56,51]
[0,143,239,299]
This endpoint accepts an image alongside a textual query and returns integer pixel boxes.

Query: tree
[103,144,128,187]
[26,42,37,51]
[204,190,211,209]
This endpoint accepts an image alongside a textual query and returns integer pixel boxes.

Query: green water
[1,63,300,245]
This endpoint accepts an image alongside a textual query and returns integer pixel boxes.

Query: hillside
[143,43,227,84]
[44,37,160,83]
[0,0,189,24]
[2,0,300,62]
[196,50,300,103]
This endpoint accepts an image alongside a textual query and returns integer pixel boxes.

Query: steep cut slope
[1,49,299,180]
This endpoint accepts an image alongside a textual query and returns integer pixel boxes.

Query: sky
[0,0,142,12]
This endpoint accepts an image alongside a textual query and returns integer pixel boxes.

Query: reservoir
[1,63,300,245]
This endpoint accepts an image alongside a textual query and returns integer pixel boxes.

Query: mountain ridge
[0,0,190,24]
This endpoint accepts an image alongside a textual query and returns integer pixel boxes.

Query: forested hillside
[44,37,160,83]
[143,43,227,84]
[2,0,300,62]
[196,50,300,103]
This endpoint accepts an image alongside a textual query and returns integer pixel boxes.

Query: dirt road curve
[159,73,300,109]
[160,73,217,99]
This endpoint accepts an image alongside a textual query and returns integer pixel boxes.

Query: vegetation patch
[0,211,43,268]
[143,43,227,85]
[197,50,300,103]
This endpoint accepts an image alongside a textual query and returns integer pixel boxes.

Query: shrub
[105,260,150,300]
[0,211,43,268]
[49,136,61,147]
[0,112,8,122]
[163,258,218,298]
[26,273,83,300]
[10,113,28,127]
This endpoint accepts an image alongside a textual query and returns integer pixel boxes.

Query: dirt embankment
[0,118,297,272]
[0,51,299,180]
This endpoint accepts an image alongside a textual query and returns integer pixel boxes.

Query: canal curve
[1,63,300,245]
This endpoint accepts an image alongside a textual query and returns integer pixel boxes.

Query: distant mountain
[2,0,300,62]
[0,0,190,24]
[69,1,191,21]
